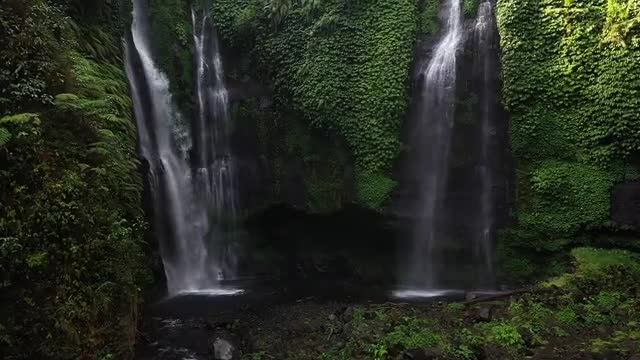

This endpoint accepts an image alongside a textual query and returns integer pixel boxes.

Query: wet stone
[211,337,234,360]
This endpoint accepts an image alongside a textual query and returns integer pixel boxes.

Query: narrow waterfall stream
[396,0,501,297]
[191,3,241,282]
[125,0,240,296]
[474,0,497,289]
[397,0,464,296]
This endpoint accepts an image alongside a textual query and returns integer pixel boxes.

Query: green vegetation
[0,0,149,358]
[304,248,639,359]
[148,0,194,115]
[212,0,420,209]
[1,0,639,358]
[496,0,640,282]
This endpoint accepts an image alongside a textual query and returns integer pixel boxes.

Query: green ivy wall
[497,0,640,281]
[212,0,419,210]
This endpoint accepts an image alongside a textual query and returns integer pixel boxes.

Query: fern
[0,127,10,146]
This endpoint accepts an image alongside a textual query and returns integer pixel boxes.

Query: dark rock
[567,352,596,360]
[611,182,640,228]
[531,348,557,359]
[477,306,492,322]
[389,343,404,357]
[342,306,354,321]
[593,350,622,360]
[596,326,609,336]
[466,292,479,301]
[517,327,534,347]
[402,348,427,360]
[479,344,513,360]
[364,311,376,320]
[211,337,235,360]
[424,348,443,359]
[402,348,442,360]
[628,355,640,360]
[342,322,352,334]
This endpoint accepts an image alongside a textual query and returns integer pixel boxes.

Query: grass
[543,247,640,288]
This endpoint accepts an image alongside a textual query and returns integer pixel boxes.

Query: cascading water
[125,0,240,296]
[191,2,240,281]
[396,0,464,296]
[396,0,504,297]
[473,0,497,289]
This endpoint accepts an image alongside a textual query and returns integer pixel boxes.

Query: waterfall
[125,0,239,296]
[397,0,463,295]
[191,3,240,280]
[474,0,497,289]
[192,6,238,221]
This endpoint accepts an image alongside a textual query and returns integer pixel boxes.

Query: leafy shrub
[383,317,442,349]
[487,322,525,349]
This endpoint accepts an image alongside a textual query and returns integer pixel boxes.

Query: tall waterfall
[125,0,239,296]
[473,0,497,289]
[398,0,463,295]
[191,3,240,282]
[192,6,237,213]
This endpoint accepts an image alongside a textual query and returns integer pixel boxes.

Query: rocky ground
[136,248,640,360]
[136,294,639,360]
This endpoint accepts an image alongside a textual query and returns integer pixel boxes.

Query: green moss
[572,247,640,274]
[497,0,640,281]
[487,322,525,349]
[214,0,418,209]
[463,0,479,18]
[382,317,442,349]
[522,160,614,235]
[356,172,397,211]
[419,0,440,35]
[149,0,193,115]
[544,247,640,291]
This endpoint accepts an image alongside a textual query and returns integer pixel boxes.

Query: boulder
[402,348,442,360]
[342,306,354,322]
[593,351,621,360]
[517,327,534,347]
[470,305,493,323]
[611,182,640,228]
[477,306,492,322]
[211,338,234,360]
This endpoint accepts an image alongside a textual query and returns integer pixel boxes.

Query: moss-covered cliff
[146,0,640,279]
[211,0,420,211]
[0,1,149,358]
[497,0,640,281]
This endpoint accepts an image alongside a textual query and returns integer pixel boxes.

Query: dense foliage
[497,0,640,281]
[211,0,419,209]
[240,248,640,359]
[0,0,639,357]
[0,0,148,358]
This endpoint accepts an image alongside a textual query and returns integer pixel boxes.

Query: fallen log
[463,287,557,305]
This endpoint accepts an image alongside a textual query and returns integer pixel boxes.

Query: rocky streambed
[135,280,640,360]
